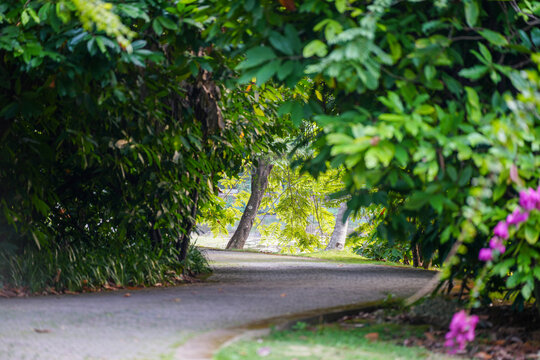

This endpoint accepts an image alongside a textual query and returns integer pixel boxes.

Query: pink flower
[510,164,520,184]
[256,347,271,357]
[537,186,540,210]
[506,208,529,226]
[489,237,505,255]
[519,188,540,211]
[493,221,509,239]
[445,310,479,354]
[478,248,493,261]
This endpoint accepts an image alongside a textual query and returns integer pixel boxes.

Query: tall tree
[226,158,273,249]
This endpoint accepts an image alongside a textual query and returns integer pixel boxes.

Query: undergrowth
[0,243,211,293]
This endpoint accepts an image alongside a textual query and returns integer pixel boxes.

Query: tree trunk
[325,202,349,251]
[412,244,420,268]
[226,159,273,249]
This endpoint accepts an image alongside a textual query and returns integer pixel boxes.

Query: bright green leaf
[478,29,508,46]
[464,0,479,28]
[236,47,276,70]
[303,40,328,58]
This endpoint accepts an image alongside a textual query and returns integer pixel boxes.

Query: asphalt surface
[0,249,436,360]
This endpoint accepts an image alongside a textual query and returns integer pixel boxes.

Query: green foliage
[3,0,539,307]
[348,197,420,265]
[69,0,136,50]
[201,159,346,253]
[0,0,288,290]
[466,66,540,308]
[302,249,405,267]
[0,243,209,293]
[215,0,540,304]
[260,161,343,253]
[197,173,247,235]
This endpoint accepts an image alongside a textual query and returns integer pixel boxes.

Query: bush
[0,243,210,293]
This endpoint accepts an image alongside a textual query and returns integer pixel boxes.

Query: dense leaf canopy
[1,0,540,306]
[205,0,540,303]
[0,0,289,258]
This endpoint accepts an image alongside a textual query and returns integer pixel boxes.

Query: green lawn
[299,249,409,267]
[214,321,456,360]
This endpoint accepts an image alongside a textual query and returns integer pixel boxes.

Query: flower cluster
[445,186,539,354]
[444,310,479,354]
[478,186,540,262]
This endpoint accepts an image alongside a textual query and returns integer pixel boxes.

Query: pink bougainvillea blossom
[489,236,506,255]
[256,347,271,357]
[493,221,509,239]
[469,186,539,354]
[519,188,540,211]
[506,208,529,226]
[478,248,493,262]
[445,310,479,354]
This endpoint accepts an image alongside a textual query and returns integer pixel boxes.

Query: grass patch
[300,249,408,267]
[202,246,413,267]
[214,321,454,360]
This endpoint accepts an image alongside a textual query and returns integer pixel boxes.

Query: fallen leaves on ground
[345,303,540,360]
[364,332,379,342]
[0,286,29,297]
[0,275,201,298]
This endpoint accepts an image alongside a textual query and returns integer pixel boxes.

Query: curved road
[0,249,435,360]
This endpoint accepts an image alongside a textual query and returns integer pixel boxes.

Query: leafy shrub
[0,243,210,293]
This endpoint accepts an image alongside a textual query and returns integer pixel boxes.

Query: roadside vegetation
[215,317,453,360]
[300,249,408,267]
[0,244,210,295]
[1,0,539,356]
[216,296,540,360]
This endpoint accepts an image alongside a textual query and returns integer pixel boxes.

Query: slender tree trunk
[226,159,273,249]
[412,244,420,268]
[325,202,349,251]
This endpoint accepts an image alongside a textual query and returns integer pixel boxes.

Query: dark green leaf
[255,60,280,85]
[236,47,276,70]
[158,16,178,30]
[458,166,473,186]
[152,18,163,35]
[269,31,293,55]
[277,60,294,81]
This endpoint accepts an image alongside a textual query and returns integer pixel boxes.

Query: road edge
[174,298,398,360]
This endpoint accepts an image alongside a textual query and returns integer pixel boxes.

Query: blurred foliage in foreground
[207,0,540,308]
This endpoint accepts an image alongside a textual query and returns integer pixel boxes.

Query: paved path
[0,249,436,360]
